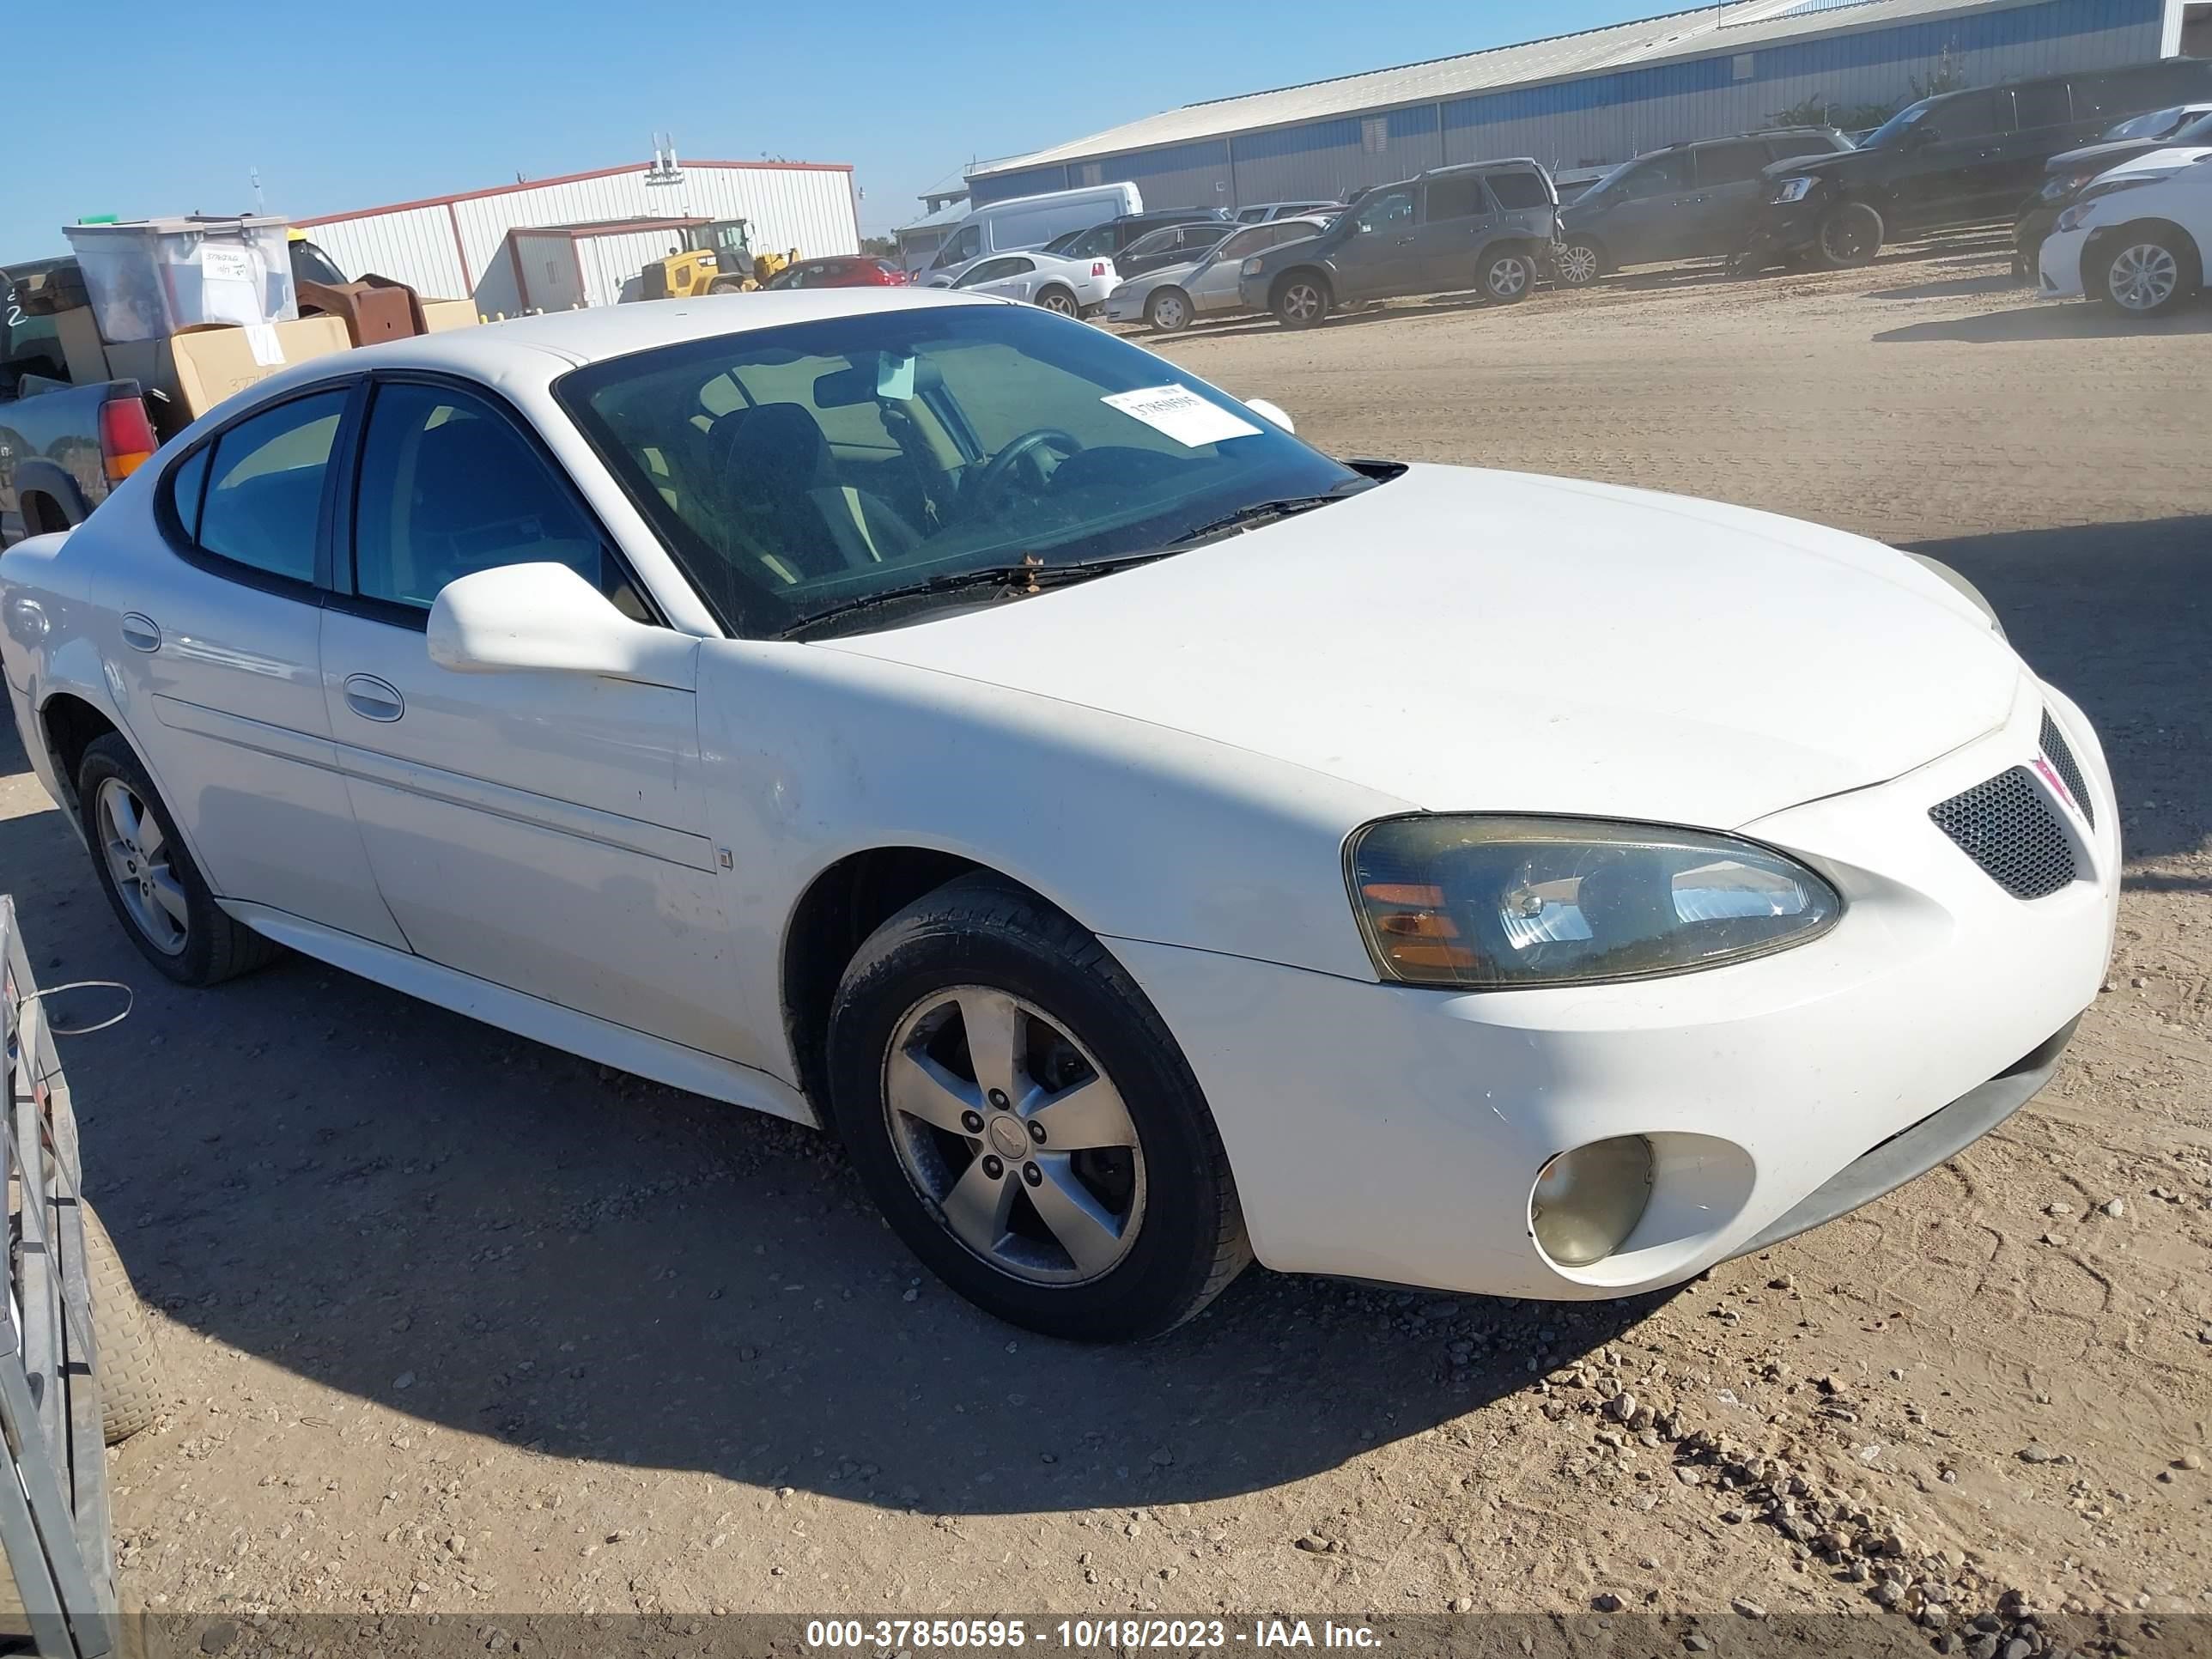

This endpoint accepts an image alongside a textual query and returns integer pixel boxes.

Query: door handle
[342,673,404,723]
[119,613,161,653]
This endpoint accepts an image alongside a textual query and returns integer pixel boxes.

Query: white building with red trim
[295,156,860,313]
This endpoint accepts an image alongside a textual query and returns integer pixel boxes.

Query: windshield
[556,305,1363,639]
[2170,110,2212,146]
[1861,98,1934,149]
[2106,105,2187,141]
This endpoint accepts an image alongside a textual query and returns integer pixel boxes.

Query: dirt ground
[3,231,2209,1641]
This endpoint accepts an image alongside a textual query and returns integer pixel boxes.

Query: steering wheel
[966,427,1082,515]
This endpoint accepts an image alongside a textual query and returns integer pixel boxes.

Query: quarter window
[191,390,349,584]
[351,382,620,612]
[1486,170,1552,210]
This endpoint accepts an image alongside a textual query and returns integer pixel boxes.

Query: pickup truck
[1,261,160,548]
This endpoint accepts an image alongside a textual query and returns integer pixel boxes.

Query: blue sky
[10,0,1667,261]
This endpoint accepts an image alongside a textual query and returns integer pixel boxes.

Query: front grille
[2039,712,2094,829]
[1929,768,2079,900]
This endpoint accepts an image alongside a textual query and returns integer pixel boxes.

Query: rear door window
[1424,174,1489,222]
[1695,142,1774,185]
[2011,82,2073,131]
[192,390,350,586]
[1930,91,2007,140]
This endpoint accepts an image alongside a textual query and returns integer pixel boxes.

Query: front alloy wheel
[1274,276,1329,328]
[1553,240,1602,287]
[2100,239,2191,316]
[885,988,1146,1284]
[1146,289,1191,332]
[827,874,1249,1341]
[1819,201,1883,268]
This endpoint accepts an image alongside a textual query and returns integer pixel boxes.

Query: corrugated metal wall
[305,204,470,300]
[970,0,2168,208]
[301,162,858,310]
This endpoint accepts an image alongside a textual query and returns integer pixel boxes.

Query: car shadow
[1875,300,2212,343]
[1862,272,2022,301]
[0,700,1665,1518]
[1902,513,2212,870]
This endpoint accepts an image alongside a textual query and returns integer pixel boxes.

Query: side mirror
[427,562,696,689]
[1244,398,1294,434]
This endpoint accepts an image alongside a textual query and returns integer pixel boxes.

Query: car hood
[1117,259,1202,295]
[1761,149,1862,180]
[2045,137,2164,174]
[823,465,2021,830]
[2087,143,2212,183]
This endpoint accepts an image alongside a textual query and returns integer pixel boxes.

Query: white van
[927,182,1143,276]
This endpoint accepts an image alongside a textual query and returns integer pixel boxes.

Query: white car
[1105,217,1334,333]
[0,291,2117,1341]
[925,250,1119,316]
[2039,150,2212,316]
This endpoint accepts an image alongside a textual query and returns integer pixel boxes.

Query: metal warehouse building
[967,0,2194,210]
[297,157,860,313]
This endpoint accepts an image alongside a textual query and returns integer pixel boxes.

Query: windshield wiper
[778,550,1176,639]
[1165,479,1372,548]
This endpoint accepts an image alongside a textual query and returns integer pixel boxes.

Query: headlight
[2056,176,2160,232]
[1346,816,1841,989]
[1771,176,1817,204]
[1241,257,1265,276]
[2041,170,2095,201]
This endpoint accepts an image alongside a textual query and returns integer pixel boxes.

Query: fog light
[1530,1137,1655,1267]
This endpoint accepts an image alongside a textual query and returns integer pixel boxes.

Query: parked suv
[1743,57,2212,269]
[1553,128,1853,284]
[2014,103,2212,276]
[1236,161,1558,327]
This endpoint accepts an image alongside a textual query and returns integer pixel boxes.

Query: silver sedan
[1105,217,1334,332]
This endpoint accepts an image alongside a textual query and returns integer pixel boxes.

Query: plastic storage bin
[62,216,298,343]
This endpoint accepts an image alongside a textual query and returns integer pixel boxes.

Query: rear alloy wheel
[1818,201,1883,268]
[1036,286,1079,316]
[1273,274,1331,329]
[2099,234,2197,318]
[1145,287,1193,332]
[1553,239,1604,288]
[1482,249,1536,303]
[827,875,1249,1341]
[76,734,279,986]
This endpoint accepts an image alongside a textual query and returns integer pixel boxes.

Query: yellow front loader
[633,219,799,301]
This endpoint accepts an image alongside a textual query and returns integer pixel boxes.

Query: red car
[763,256,909,289]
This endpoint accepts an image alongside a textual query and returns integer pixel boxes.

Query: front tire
[1145,287,1193,332]
[2095,228,2200,318]
[76,734,279,986]
[1553,238,1604,288]
[1272,272,1331,329]
[1481,248,1537,303]
[826,876,1249,1342]
[1818,201,1883,268]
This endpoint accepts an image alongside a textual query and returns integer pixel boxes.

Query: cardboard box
[420,298,481,333]
[104,315,353,423]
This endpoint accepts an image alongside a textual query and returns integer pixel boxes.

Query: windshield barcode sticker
[1101,385,1261,447]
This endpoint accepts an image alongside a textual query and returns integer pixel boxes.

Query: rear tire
[1036,286,1079,316]
[1480,248,1537,304]
[76,734,280,986]
[2095,228,2200,319]
[1273,271,1331,329]
[81,1201,165,1445]
[1145,287,1193,332]
[826,875,1249,1342]
[1818,201,1883,268]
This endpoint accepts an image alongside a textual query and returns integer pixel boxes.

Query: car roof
[248,289,1001,391]
[1421,157,1543,176]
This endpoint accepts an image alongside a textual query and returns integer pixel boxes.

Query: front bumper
[1103,288,1147,323]
[1114,678,2117,1301]
[2015,203,2061,273]
[2039,225,2090,298]
[1742,198,1823,258]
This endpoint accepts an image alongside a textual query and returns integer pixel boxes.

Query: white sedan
[1105,216,1334,333]
[0,290,2116,1341]
[925,250,1119,317]
[2039,149,2212,317]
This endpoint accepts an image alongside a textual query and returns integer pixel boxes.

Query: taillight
[1092,262,1108,276]
[99,397,158,482]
